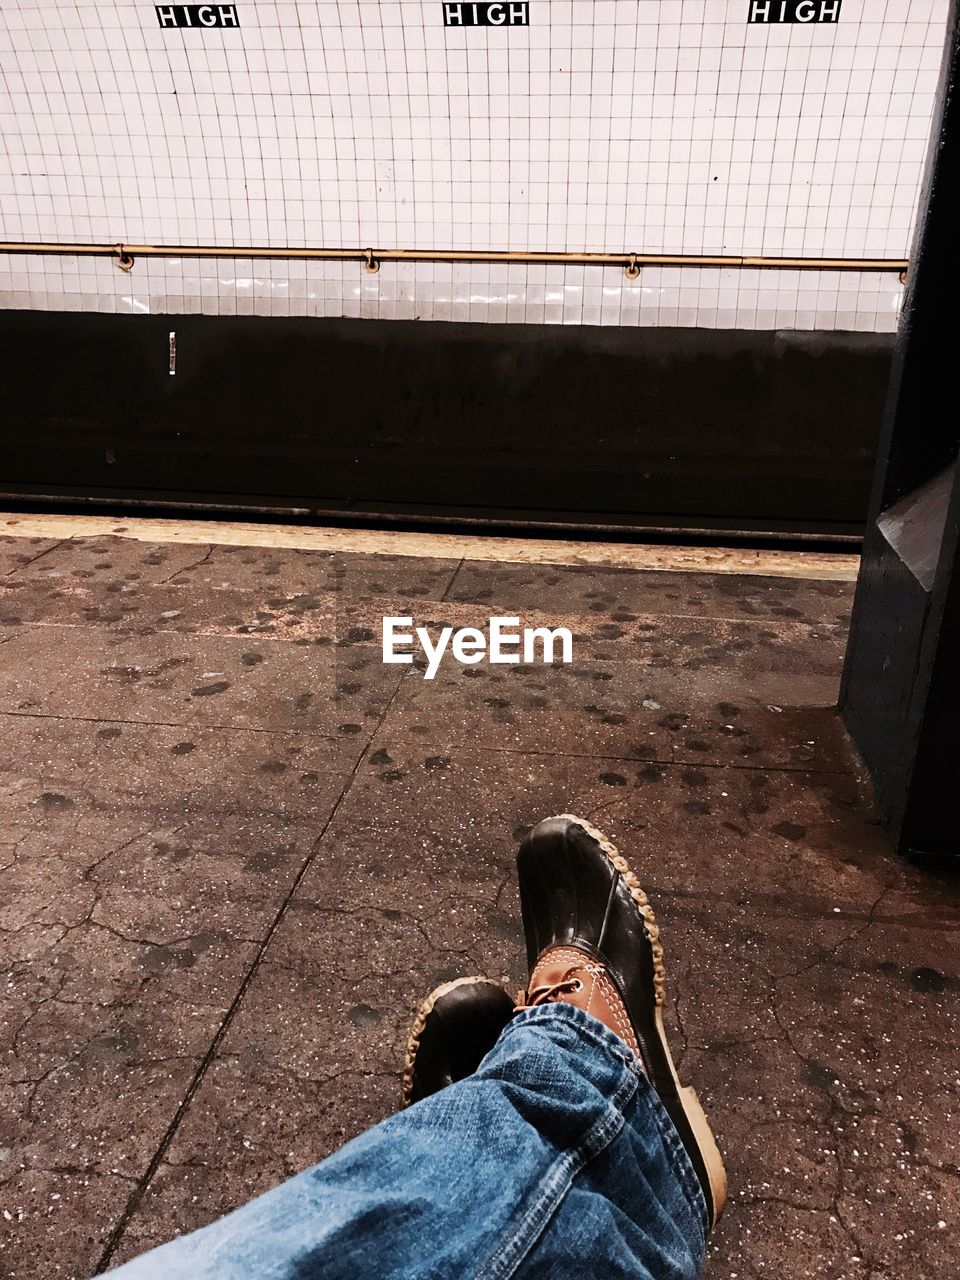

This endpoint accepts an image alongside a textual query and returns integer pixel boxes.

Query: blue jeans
[107,1005,708,1279]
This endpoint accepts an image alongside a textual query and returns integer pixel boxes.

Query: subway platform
[0,516,957,1279]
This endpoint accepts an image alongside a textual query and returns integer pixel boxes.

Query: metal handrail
[0,240,909,280]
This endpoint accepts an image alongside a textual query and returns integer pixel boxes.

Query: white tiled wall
[0,0,949,328]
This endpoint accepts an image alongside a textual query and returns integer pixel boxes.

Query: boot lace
[514,966,583,1013]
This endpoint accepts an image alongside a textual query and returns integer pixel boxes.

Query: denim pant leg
[105,1004,708,1280]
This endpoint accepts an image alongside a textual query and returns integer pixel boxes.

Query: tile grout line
[3,615,853,637]
[0,707,378,738]
[0,709,855,776]
[438,556,464,602]
[2,535,73,577]
[91,696,402,1273]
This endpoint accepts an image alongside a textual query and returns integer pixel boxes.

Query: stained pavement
[0,530,957,1279]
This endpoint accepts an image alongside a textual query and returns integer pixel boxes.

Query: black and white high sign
[156,5,240,27]
[442,2,529,26]
[748,0,841,20]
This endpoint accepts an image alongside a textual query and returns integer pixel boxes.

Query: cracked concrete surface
[0,531,957,1279]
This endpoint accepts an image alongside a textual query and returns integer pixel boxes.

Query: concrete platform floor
[0,522,957,1279]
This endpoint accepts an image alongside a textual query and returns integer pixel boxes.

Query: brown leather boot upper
[519,945,642,1062]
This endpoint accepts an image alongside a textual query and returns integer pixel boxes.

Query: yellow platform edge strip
[0,512,860,582]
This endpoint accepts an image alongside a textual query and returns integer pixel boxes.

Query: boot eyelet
[574,979,583,991]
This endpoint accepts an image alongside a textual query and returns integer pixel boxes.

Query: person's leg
[105,814,724,1280]
[104,1003,706,1280]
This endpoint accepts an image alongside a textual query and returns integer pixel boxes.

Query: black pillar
[839,0,960,863]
